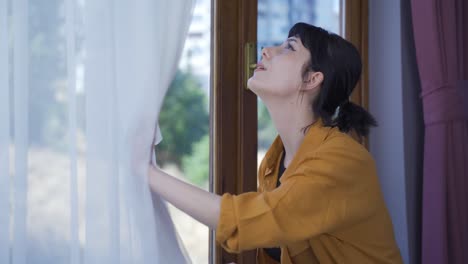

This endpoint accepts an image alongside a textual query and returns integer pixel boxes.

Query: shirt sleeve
[215,143,380,253]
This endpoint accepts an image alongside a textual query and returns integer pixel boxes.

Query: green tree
[258,100,277,150]
[182,134,209,187]
[156,69,209,166]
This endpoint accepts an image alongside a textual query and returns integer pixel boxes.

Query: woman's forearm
[147,165,221,229]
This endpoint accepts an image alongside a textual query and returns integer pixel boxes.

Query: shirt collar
[262,118,333,176]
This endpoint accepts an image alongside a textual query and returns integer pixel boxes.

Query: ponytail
[332,101,378,138]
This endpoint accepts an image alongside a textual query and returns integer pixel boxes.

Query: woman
[148,22,403,263]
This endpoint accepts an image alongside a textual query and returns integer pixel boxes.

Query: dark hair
[289,22,377,138]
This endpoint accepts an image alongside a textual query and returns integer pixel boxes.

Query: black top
[263,150,286,262]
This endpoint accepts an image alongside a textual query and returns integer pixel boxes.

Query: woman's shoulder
[300,126,374,163]
[292,127,378,183]
[323,128,372,157]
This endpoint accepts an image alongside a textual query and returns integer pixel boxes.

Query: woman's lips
[255,62,267,72]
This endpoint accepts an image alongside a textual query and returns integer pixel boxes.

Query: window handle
[244,42,257,90]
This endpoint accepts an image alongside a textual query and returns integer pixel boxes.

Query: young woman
[148,22,403,264]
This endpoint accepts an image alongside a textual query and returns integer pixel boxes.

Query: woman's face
[247,36,312,98]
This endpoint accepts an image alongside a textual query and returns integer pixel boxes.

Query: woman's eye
[286,43,295,51]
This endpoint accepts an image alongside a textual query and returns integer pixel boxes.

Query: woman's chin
[247,78,264,95]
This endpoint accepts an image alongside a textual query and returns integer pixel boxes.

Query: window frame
[211,0,258,263]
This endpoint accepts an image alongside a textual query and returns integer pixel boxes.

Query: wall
[369,1,424,263]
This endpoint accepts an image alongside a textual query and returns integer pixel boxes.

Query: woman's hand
[147,164,222,229]
[147,164,163,184]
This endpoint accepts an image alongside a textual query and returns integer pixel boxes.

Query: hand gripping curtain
[411,0,468,263]
[0,0,194,263]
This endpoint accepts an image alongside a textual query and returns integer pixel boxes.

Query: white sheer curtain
[0,0,194,263]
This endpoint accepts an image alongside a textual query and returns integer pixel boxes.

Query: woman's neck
[263,98,316,167]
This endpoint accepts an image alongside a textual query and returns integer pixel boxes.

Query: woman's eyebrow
[287,38,298,43]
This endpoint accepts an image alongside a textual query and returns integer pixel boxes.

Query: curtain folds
[0,0,10,262]
[411,0,468,263]
[0,0,194,263]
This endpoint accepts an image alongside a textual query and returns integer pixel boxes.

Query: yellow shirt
[215,119,403,263]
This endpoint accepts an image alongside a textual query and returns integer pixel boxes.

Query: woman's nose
[261,46,271,60]
[261,45,280,60]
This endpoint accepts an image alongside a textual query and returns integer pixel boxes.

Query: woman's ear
[302,71,324,92]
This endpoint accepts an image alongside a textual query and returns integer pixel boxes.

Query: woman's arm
[147,164,222,229]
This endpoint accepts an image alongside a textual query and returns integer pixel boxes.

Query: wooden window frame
[211,0,258,263]
[346,0,370,147]
[211,1,369,263]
